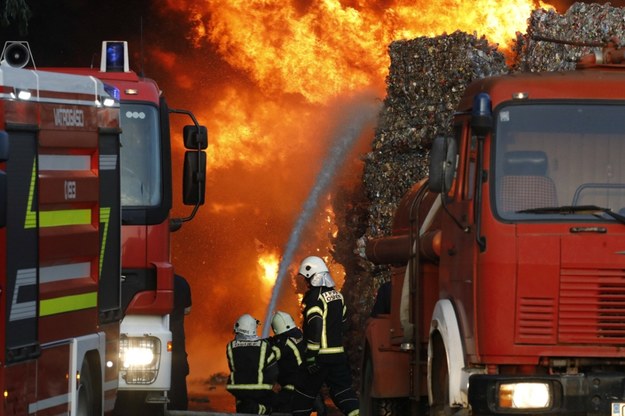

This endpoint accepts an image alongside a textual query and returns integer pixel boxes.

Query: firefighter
[226,313,278,415]
[291,256,360,416]
[269,311,327,415]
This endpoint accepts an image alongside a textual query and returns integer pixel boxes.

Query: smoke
[261,94,380,337]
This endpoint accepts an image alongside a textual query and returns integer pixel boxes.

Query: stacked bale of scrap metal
[514,2,625,72]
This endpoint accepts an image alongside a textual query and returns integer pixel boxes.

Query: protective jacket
[226,337,278,392]
[292,285,359,415]
[302,286,347,363]
[271,327,305,390]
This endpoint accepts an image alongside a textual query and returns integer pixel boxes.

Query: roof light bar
[100,41,129,73]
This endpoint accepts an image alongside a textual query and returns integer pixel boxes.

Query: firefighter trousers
[230,390,273,415]
[291,361,359,416]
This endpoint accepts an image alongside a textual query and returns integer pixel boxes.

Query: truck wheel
[430,332,453,416]
[361,352,409,416]
[76,359,97,416]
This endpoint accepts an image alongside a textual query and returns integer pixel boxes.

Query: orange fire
[256,242,279,287]
[161,0,558,397]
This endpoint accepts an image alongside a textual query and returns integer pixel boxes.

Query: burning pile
[340,2,625,386]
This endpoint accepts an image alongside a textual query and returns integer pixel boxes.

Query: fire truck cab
[363,43,625,416]
[87,42,206,414]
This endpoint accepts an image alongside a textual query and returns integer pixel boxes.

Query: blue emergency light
[100,41,129,72]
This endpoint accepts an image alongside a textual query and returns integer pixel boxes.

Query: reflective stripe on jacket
[302,287,346,359]
[226,338,277,391]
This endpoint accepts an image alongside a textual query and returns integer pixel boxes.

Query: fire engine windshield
[120,103,161,207]
[493,103,625,221]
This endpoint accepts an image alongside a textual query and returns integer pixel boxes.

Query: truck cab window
[493,103,625,221]
[120,103,162,207]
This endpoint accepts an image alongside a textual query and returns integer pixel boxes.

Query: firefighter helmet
[298,256,335,287]
[234,314,259,337]
[298,256,329,279]
[271,311,296,335]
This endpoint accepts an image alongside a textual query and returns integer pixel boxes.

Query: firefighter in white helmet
[269,311,327,415]
[291,256,360,416]
[226,314,278,415]
[269,311,304,412]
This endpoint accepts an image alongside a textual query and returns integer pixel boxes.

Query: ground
[188,384,342,415]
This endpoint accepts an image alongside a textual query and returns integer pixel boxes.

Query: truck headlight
[119,336,161,384]
[499,382,551,409]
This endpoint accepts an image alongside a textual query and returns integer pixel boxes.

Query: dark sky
[3,1,625,68]
[1,0,625,73]
[0,0,177,68]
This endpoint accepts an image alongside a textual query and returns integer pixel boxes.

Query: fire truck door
[98,129,122,321]
[5,125,40,362]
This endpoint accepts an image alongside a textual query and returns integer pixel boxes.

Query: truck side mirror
[429,136,457,194]
[183,125,208,150]
[183,150,206,205]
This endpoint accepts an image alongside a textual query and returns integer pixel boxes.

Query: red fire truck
[362,41,625,415]
[1,40,207,414]
[0,47,122,414]
[47,41,207,414]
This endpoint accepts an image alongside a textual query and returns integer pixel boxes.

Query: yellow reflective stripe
[40,209,91,227]
[99,207,110,276]
[307,343,320,351]
[287,338,303,365]
[272,345,281,361]
[25,160,36,228]
[39,292,97,316]
[306,306,323,317]
[258,341,267,384]
[319,347,344,354]
[226,384,274,390]
[321,296,328,349]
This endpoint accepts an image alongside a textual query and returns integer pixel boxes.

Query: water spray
[262,96,380,338]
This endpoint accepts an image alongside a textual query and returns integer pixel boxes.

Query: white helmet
[298,256,329,278]
[272,311,296,335]
[234,314,259,337]
[298,256,335,287]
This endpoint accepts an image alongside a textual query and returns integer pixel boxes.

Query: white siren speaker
[1,41,33,69]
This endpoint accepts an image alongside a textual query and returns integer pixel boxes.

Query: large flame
[160,0,556,402]
[166,0,551,106]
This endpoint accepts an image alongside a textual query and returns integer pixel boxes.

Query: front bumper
[469,373,625,415]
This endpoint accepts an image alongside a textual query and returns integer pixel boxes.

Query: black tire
[77,359,97,416]
[361,351,410,416]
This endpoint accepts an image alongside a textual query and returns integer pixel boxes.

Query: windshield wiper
[518,205,625,225]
